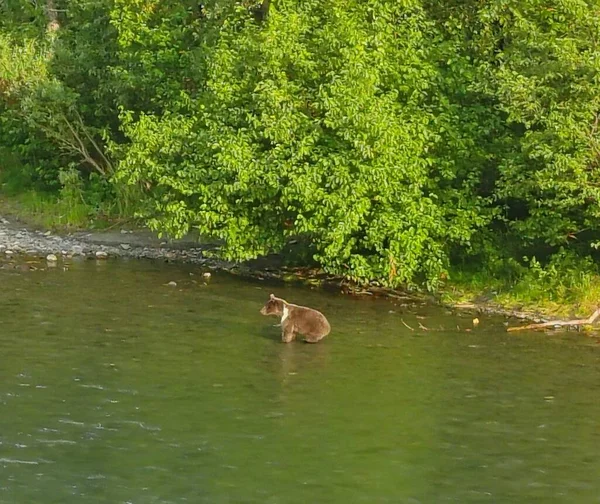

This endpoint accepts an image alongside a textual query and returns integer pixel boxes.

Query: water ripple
[79,384,105,390]
[58,419,85,426]
[36,439,77,445]
[0,458,39,465]
[118,420,161,431]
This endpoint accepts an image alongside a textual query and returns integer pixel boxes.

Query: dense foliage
[1,0,600,290]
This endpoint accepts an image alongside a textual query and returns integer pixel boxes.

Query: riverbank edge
[0,209,556,325]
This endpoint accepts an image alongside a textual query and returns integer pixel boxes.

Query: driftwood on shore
[507,307,600,333]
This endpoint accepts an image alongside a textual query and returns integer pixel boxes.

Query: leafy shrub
[114,1,491,289]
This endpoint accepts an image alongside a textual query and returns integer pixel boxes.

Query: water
[1,258,600,503]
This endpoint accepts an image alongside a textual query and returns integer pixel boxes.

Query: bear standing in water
[260,294,331,343]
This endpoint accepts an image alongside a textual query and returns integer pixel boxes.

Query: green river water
[1,258,600,503]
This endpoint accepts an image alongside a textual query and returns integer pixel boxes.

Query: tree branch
[62,115,107,176]
[507,307,600,332]
[74,110,114,174]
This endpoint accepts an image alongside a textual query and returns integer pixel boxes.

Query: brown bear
[260,293,331,343]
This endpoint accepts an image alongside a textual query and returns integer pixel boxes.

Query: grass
[0,189,141,232]
[0,146,145,232]
[443,256,600,319]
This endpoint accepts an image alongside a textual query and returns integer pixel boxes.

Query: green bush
[114,1,492,289]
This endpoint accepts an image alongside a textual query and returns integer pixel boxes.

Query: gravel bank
[0,216,228,266]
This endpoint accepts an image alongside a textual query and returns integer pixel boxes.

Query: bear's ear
[269,293,275,299]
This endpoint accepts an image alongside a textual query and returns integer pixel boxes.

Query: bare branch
[507,307,600,332]
[62,115,107,176]
[74,111,114,174]
[400,319,415,331]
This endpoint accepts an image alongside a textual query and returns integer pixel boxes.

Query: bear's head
[260,293,285,316]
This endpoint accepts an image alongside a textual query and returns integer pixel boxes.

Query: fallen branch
[507,307,600,333]
[400,319,415,331]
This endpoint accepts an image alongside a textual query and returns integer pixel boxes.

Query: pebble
[46,254,58,262]
[120,243,131,250]
[95,251,108,259]
[167,281,177,287]
[5,250,14,256]
[202,272,212,279]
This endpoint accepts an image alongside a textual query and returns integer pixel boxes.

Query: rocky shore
[0,215,227,266]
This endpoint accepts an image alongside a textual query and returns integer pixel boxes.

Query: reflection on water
[1,258,600,503]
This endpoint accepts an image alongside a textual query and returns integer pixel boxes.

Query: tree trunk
[46,0,60,33]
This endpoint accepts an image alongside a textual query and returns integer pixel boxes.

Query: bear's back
[286,304,331,342]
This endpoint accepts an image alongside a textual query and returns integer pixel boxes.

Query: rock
[120,243,131,250]
[46,254,58,262]
[167,281,177,287]
[5,250,14,256]
[44,231,52,237]
[202,272,212,280]
[95,251,108,259]
[71,245,83,256]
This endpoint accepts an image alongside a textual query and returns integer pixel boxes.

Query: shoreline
[0,215,227,266]
[0,213,550,324]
